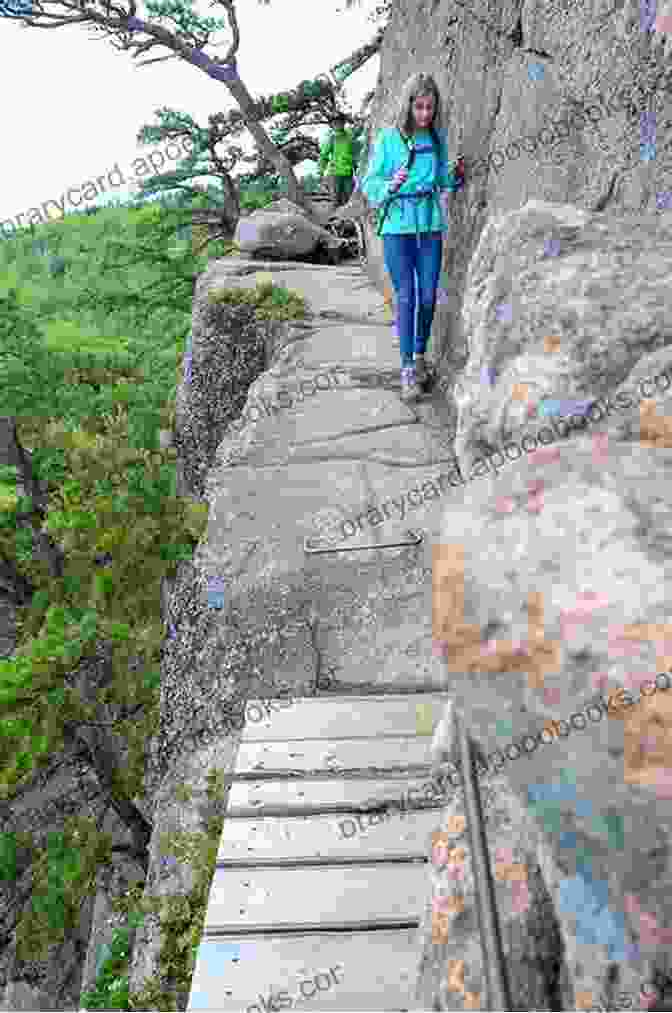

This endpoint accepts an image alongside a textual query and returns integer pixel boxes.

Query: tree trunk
[0,418,64,580]
[222,75,310,212]
[221,172,241,234]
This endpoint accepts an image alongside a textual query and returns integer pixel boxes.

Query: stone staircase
[186,692,452,1012]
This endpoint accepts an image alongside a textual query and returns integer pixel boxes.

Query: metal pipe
[454,706,513,1011]
[304,529,423,555]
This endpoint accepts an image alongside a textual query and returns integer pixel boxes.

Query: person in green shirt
[318,114,355,208]
[361,72,465,402]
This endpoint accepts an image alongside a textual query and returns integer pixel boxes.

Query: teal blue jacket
[361,127,462,236]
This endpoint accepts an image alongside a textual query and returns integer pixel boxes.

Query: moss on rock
[207,279,309,322]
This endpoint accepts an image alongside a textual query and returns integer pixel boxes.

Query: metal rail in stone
[455,707,513,1010]
[304,529,423,555]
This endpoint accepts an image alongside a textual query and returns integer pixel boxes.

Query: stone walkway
[194,254,459,683]
[184,257,466,1010]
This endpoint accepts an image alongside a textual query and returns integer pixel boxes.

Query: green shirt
[318,128,355,178]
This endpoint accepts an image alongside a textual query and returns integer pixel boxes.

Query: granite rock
[358,0,671,383]
[234,199,343,260]
[452,201,672,475]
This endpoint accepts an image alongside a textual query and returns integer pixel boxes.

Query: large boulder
[427,202,672,1009]
[234,199,343,260]
[453,200,672,474]
[359,0,671,378]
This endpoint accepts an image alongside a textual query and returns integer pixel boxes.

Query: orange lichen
[433,545,561,689]
[609,622,672,674]
[446,814,466,834]
[640,399,672,447]
[432,832,452,867]
[448,846,467,864]
[446,959,466,993]
[494,862,527,882]
[544,334,562,353]
[432,896,465,942]
[623,691,672,786]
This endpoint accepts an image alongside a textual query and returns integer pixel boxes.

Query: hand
[453,156,466,189]
[391,167,408,190]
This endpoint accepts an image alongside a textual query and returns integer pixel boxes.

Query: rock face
[452,200,672,474]
[358,0,672,382]
[0,597,17,660]
[130,264,334,1008]
[0,749,106,1012]
[415,771,570,1011]
[0,639,147,1012]
[425,202,672,1009]
[173,258,295,499]
[4,5,671,1008]
[233,198,343,260]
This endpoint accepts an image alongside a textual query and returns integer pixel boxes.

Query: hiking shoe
[400,366,422,403]
[414,354,429,386]
[415,354,437,392]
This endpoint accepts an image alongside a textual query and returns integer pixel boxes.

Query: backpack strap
[375,128,434,236]
[403,125,441,179]
[429,125,441,160]
[399,129,417,172]
[374,130,413,236]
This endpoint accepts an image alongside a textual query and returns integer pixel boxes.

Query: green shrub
[207,279,309,321]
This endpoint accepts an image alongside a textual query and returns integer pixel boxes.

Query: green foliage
[0,5,376,1005]
[299,172,322,195]
[207,279,310,322]
[237,184,281,211]
[79,924,135,1010]
[0,200,213,969]
[252,76,334,121]
[143,0,227,35]
[15,816,114,962]
[80,768,228,1011]
[0,830,18,880]
[0,51,359,992]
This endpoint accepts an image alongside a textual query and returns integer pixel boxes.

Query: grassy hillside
[0,192,312,1010]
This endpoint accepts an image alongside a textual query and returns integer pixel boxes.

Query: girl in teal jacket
[361,72,464,402]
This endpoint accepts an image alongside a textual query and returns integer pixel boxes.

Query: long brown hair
[392,72,444,140]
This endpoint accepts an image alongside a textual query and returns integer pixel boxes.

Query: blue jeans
[383,231,443,368]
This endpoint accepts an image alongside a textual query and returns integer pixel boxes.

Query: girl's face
[412,92,435,130]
